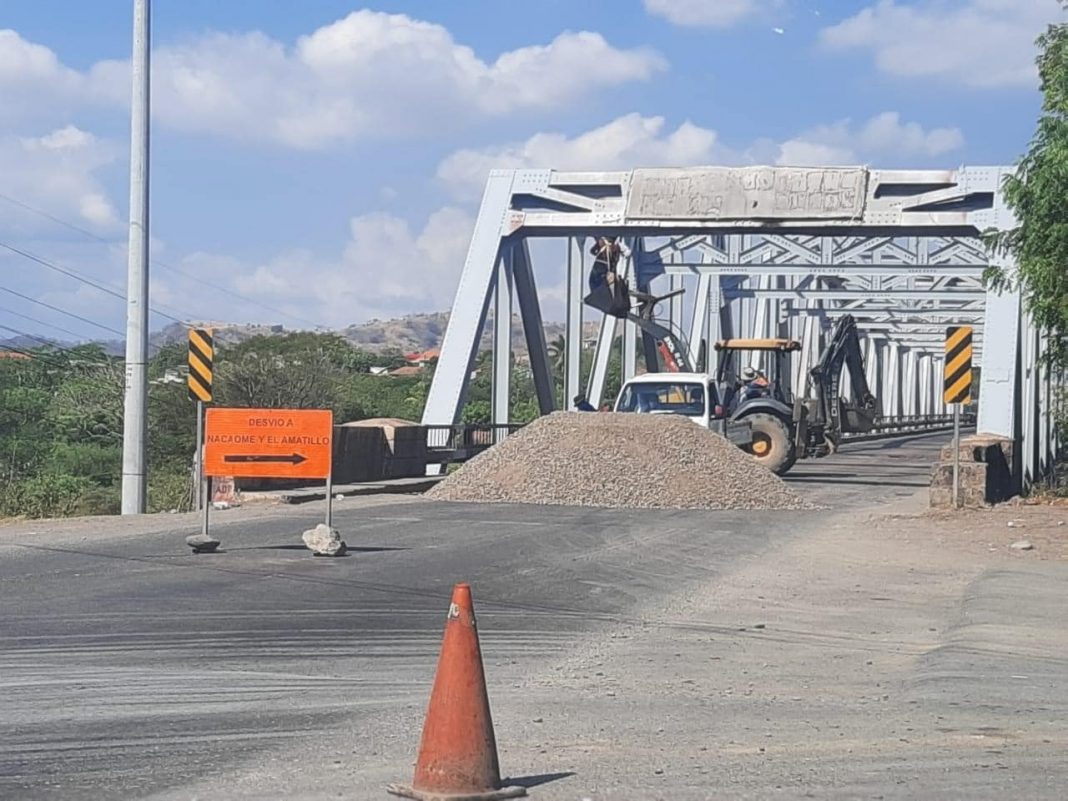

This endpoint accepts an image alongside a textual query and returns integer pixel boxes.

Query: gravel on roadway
[427,411,813,511]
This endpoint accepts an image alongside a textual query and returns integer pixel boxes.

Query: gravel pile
[427,412,813,511]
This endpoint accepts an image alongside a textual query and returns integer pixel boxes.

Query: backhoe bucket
[584,281,630,319]
[839,399,880,434]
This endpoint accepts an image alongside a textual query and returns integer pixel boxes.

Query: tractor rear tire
[741,413,795,475]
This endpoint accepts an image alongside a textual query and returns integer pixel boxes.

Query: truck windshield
[617,382,705,415]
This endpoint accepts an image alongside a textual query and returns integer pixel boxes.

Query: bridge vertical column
[1039,330,1053,477]
[978,168,1021,442]
[1020,307,1037,487]
[930,356,940,416]
[565,236,585,406]
[903,350,919,417]
[934,356,946,415]
[688,272,712,372]
[709,274,727,376]
[864,338,880,404]
[885,344,901,418]
[492,252,512,427]
[978,283,1021,440]
[587,314,616,407]
[918,355,932,417]
[618,237,638,381]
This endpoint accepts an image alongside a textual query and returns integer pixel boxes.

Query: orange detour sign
[203,408,333,479]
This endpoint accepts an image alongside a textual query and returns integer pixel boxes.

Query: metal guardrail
[872,413,974,431]
[425,423,526,464]
[841,413,976,443]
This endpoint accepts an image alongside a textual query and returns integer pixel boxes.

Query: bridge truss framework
[422,166,1055,489]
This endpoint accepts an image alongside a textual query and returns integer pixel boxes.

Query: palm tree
[546,334,566,378]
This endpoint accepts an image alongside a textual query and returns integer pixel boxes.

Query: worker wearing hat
[740,366,770,401]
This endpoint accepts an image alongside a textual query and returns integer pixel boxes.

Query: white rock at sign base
[185,533,220,553]
[303,523,347,556]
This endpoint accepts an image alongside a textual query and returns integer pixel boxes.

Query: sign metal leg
[202,475,211,537]
[952,404,961,509]
[194,401,204,511]
[325,470,333,529]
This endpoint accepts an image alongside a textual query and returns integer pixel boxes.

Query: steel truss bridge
[422,166,1057,490]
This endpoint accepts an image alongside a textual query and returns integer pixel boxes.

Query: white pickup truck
[613,372,753,448]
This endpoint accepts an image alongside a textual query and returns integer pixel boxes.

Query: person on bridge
[584,236,634,318]
[739,366,770,401]
[573,394,596,412]
[588,236,631,292]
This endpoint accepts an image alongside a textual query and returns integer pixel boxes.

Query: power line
[0,191,103,242]
[0,241,125,301]
[0,303,89,341]
[0,344,66,368]
[0,285,124,337]
[0,239,189,327]
[0,337,77,370]
[0,323,82,354]
[0,190,328,331]
[0,324,113,368]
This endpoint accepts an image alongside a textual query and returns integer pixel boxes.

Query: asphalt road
[1,433,1064,800]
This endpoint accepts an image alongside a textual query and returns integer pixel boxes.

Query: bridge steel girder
[423,165,1052,489]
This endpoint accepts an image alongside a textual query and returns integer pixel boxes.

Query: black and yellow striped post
[187,328,214,403]
[188,328,213,512]
[943,325,973,405]
[944,325,973,508]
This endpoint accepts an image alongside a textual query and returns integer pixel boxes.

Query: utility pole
[121,0,151,515]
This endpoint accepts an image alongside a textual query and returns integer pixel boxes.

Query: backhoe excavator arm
[626,310,695,373]
[808,314,879,438]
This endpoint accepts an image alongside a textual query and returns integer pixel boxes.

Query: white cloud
[0,125,120,234]
[0,30,82,124]
[172,206,476,328]
[7,12,665,150]
[776,111,964,166]
[0,30,123,124]
[820,0,1061,89]
[644,0,781,28]
[438,113,727,199]
[437,110,962,198]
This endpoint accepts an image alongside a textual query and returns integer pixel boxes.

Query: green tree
[216,335,346,412]
[986,7,1068,367]
[46,358,125,446]
[546,334,566,376]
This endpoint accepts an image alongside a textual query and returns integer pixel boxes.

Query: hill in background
[2,312,603,357]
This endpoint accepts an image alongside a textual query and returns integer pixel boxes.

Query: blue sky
[0,0,1061,340]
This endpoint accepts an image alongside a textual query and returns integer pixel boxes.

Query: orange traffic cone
[388,583,526,801]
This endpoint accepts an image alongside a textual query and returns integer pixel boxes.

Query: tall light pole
[121,0,150,514]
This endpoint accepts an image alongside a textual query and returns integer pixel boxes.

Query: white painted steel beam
[565,237,584,405]
[511,240,555,414]
[492,254,511,426]
[423,171,514,427]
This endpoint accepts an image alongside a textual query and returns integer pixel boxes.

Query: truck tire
[740,413,795,475]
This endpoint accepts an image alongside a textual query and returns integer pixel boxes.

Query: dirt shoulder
[451,499,1068,799]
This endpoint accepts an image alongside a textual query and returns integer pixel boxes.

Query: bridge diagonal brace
[422,172,514,427]
[512,239,556,414]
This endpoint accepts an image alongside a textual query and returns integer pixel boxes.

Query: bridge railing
[841,412,976,443]
[425,423,526,465]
